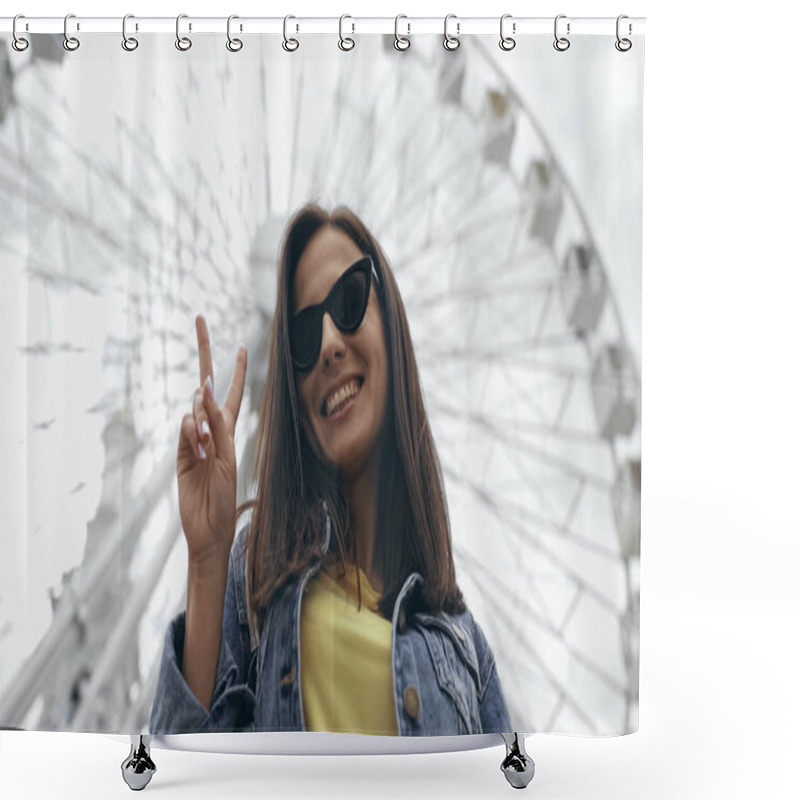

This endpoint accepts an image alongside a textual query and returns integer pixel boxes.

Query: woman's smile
[325,377,364,421]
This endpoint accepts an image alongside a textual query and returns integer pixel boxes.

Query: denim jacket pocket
[414,614,481,734]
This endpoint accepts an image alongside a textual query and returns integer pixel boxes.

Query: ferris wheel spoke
[392,199,536,275]
[407,278,550,336]
[440,456,616,568]
[425,396,552,457]
[505,193,529,263]
[0,162,156,280]
[309,60,352,194]
[457,546,628,697]
[440,459,619,565]
[371,130,487,233]
[286,68,305,209]
[362,70,449,187]
[434,415,612,503]
[403,273,554,312]
[323,56,397,202]
[115,114,243,254]
[417,334,592,363]
[328,110,375,202]
[368,62,478,183]
[444,163,519,228]
[471,358,581,526]
[4,103,244,286]
[456,561,613,733]
[530,284,557,349]
[460,398,565,525]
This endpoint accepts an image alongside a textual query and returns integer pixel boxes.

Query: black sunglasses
[290,255,381,372]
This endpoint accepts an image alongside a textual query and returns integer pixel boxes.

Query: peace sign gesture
[177,314,248,569]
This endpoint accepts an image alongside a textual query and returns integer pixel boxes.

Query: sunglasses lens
[331,263,369,330]
[290,309,320,370]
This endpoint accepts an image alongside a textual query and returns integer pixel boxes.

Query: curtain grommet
[615,15,632,52]
[443,14,460,51]
[176,14,192,51]
[499,14,516,51]
[338,14,355,51]
[226,15,243,52]
[122,14,139,52]
[283,15,299,52]
[63,13,80,51]
[553,14,570,52]
[394,15,410,51]
[12,14,29,51]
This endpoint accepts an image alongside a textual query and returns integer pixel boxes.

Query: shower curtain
[0,21,643,738]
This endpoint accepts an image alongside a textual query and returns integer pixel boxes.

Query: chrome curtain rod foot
[500,732,535,789]
[121,734,157,791]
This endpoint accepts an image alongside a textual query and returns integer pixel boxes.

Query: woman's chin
[324,432,379,480]
[326,447,365,479]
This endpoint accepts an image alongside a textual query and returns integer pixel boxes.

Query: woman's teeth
[326,379,361,417]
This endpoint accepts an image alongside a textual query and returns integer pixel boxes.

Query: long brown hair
[235,202,465,631]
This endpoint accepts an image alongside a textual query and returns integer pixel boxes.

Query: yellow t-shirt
[300,561,399,735]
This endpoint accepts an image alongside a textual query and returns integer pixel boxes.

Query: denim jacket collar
[246,501,424,655]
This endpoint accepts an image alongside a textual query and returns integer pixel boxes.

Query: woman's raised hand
[177,314,247,569]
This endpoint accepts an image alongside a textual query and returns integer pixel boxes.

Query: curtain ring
[283,15,299,51]
[63,13,80,51]
[443,14,460,51]
[553,14,570,51]
[12,15,29,52]
[122,14,139,51]
[338,14,355,51]
[226,15,243,52]
[176,14,192,51]
[615,15,632,52]
[394,15,410,51]
[499,14,516,51]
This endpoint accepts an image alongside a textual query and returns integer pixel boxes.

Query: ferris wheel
[0,32,639,736]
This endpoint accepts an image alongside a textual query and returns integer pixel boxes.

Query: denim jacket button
[280,665,295,688]
[403,685,420,719]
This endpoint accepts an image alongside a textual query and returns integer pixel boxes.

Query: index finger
[195,314,214,390]
[223,345,248,424]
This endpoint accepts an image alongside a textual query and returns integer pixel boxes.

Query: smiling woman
[148,202,512,740]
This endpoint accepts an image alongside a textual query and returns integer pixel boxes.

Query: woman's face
[293,225,389,480]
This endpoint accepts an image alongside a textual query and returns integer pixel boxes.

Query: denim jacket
[149,509,511,736]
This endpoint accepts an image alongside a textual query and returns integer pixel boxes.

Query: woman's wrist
[187,543,231,583]
[184,556,228,711]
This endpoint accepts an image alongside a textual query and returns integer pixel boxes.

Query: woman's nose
[319,311,345,367]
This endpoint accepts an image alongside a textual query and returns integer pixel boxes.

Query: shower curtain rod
[1,16,645,36]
